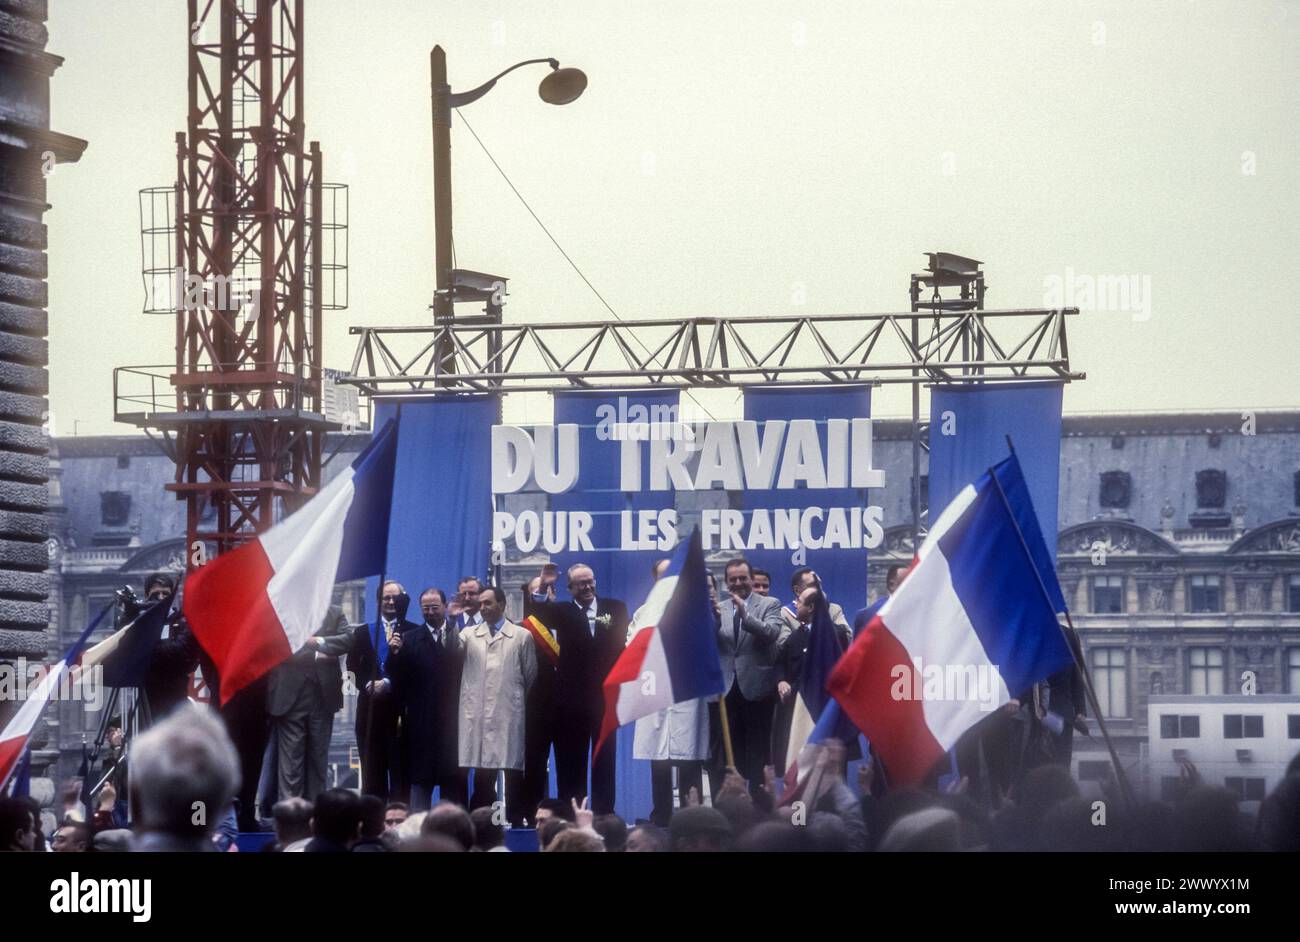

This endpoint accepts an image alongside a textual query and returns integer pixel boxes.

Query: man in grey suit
[716,558,788,795]
[267,604,352,803]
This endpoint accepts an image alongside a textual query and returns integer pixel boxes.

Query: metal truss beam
[343,308,1082,397]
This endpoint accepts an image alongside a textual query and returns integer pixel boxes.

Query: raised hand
[571,795,593,830]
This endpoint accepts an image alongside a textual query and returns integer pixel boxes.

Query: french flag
[596,529,725,756]
[184,418,398,705]
[780,596,857,805]
[1,605,108,792]
[828,452,1074,787]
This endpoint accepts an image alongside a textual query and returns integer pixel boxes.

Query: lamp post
[429,46,587,376]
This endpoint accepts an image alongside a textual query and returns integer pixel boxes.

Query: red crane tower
[118,0,348,567]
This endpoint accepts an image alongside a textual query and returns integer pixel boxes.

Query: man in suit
[781,567,852,647]
[716,557,788,795]
[521,571,559,821]
[453,576,484,630]
[390,588,458,811]
[347,581,419,801]
[852,563,908,634]
[528,563,628,815]
[426,588,468,807]
[267,604,352,804]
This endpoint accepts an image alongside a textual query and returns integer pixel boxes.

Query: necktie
[732,609,741,645]
[384,622,394,645]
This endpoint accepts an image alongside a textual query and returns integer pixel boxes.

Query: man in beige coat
[457,585,537,825]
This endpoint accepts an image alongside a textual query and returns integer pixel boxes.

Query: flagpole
[986,447,1137,808]
[717,695,736,771]
[361,405,401,801]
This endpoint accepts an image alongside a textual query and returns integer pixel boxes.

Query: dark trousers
[410,769,468,813]
[555,708,616,814]
[356,689,402,802]
[650,759,703,828]
[724,686,775,794]
[522,687,556,820]
[223,677,271,828]
[437,767,469,808]
[468,768,524,825]
[959,710,1021,805]
[273,689,334,804]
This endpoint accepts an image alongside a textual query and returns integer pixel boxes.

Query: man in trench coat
[457,585,537,826]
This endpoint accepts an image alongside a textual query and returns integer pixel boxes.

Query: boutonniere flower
[596,614,613,629]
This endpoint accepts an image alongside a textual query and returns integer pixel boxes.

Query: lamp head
[539,66,587,105]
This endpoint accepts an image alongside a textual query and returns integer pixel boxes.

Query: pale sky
[44,0,1300,435]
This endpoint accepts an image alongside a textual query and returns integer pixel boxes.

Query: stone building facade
[0,0,84,807]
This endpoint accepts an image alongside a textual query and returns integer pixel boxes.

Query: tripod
[84,684,153,826]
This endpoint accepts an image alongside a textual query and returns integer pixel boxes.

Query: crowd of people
[4,558,1298,853]
[3,701,1297,852]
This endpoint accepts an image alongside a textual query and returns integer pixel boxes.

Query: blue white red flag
[184,418,399,705]
[828,452,1074,786]
[780,595,856,805]
[0,604,108,792]
[596,529,724,756]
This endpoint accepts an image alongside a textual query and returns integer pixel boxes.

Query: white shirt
[577,599,598,637]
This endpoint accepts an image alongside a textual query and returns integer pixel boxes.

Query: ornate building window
[1289,575,1300,614]
[1187,574,1222,612]
[1195,469,1226,508]
[1288,649,1300,695]
[1090,647,1128,717]
[1188,647,1225,695]
[1149,670,1164,695]
[1098,471,1131,509]
[1090,574,1124,613]
[100,491,131,526]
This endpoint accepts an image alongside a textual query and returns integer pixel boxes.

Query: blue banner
[369,396,499,608]
[928,382,1064,567]
[742,385,875,614]
[551,389,681,823]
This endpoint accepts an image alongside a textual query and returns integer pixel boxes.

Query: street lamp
[429,46,587,376]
